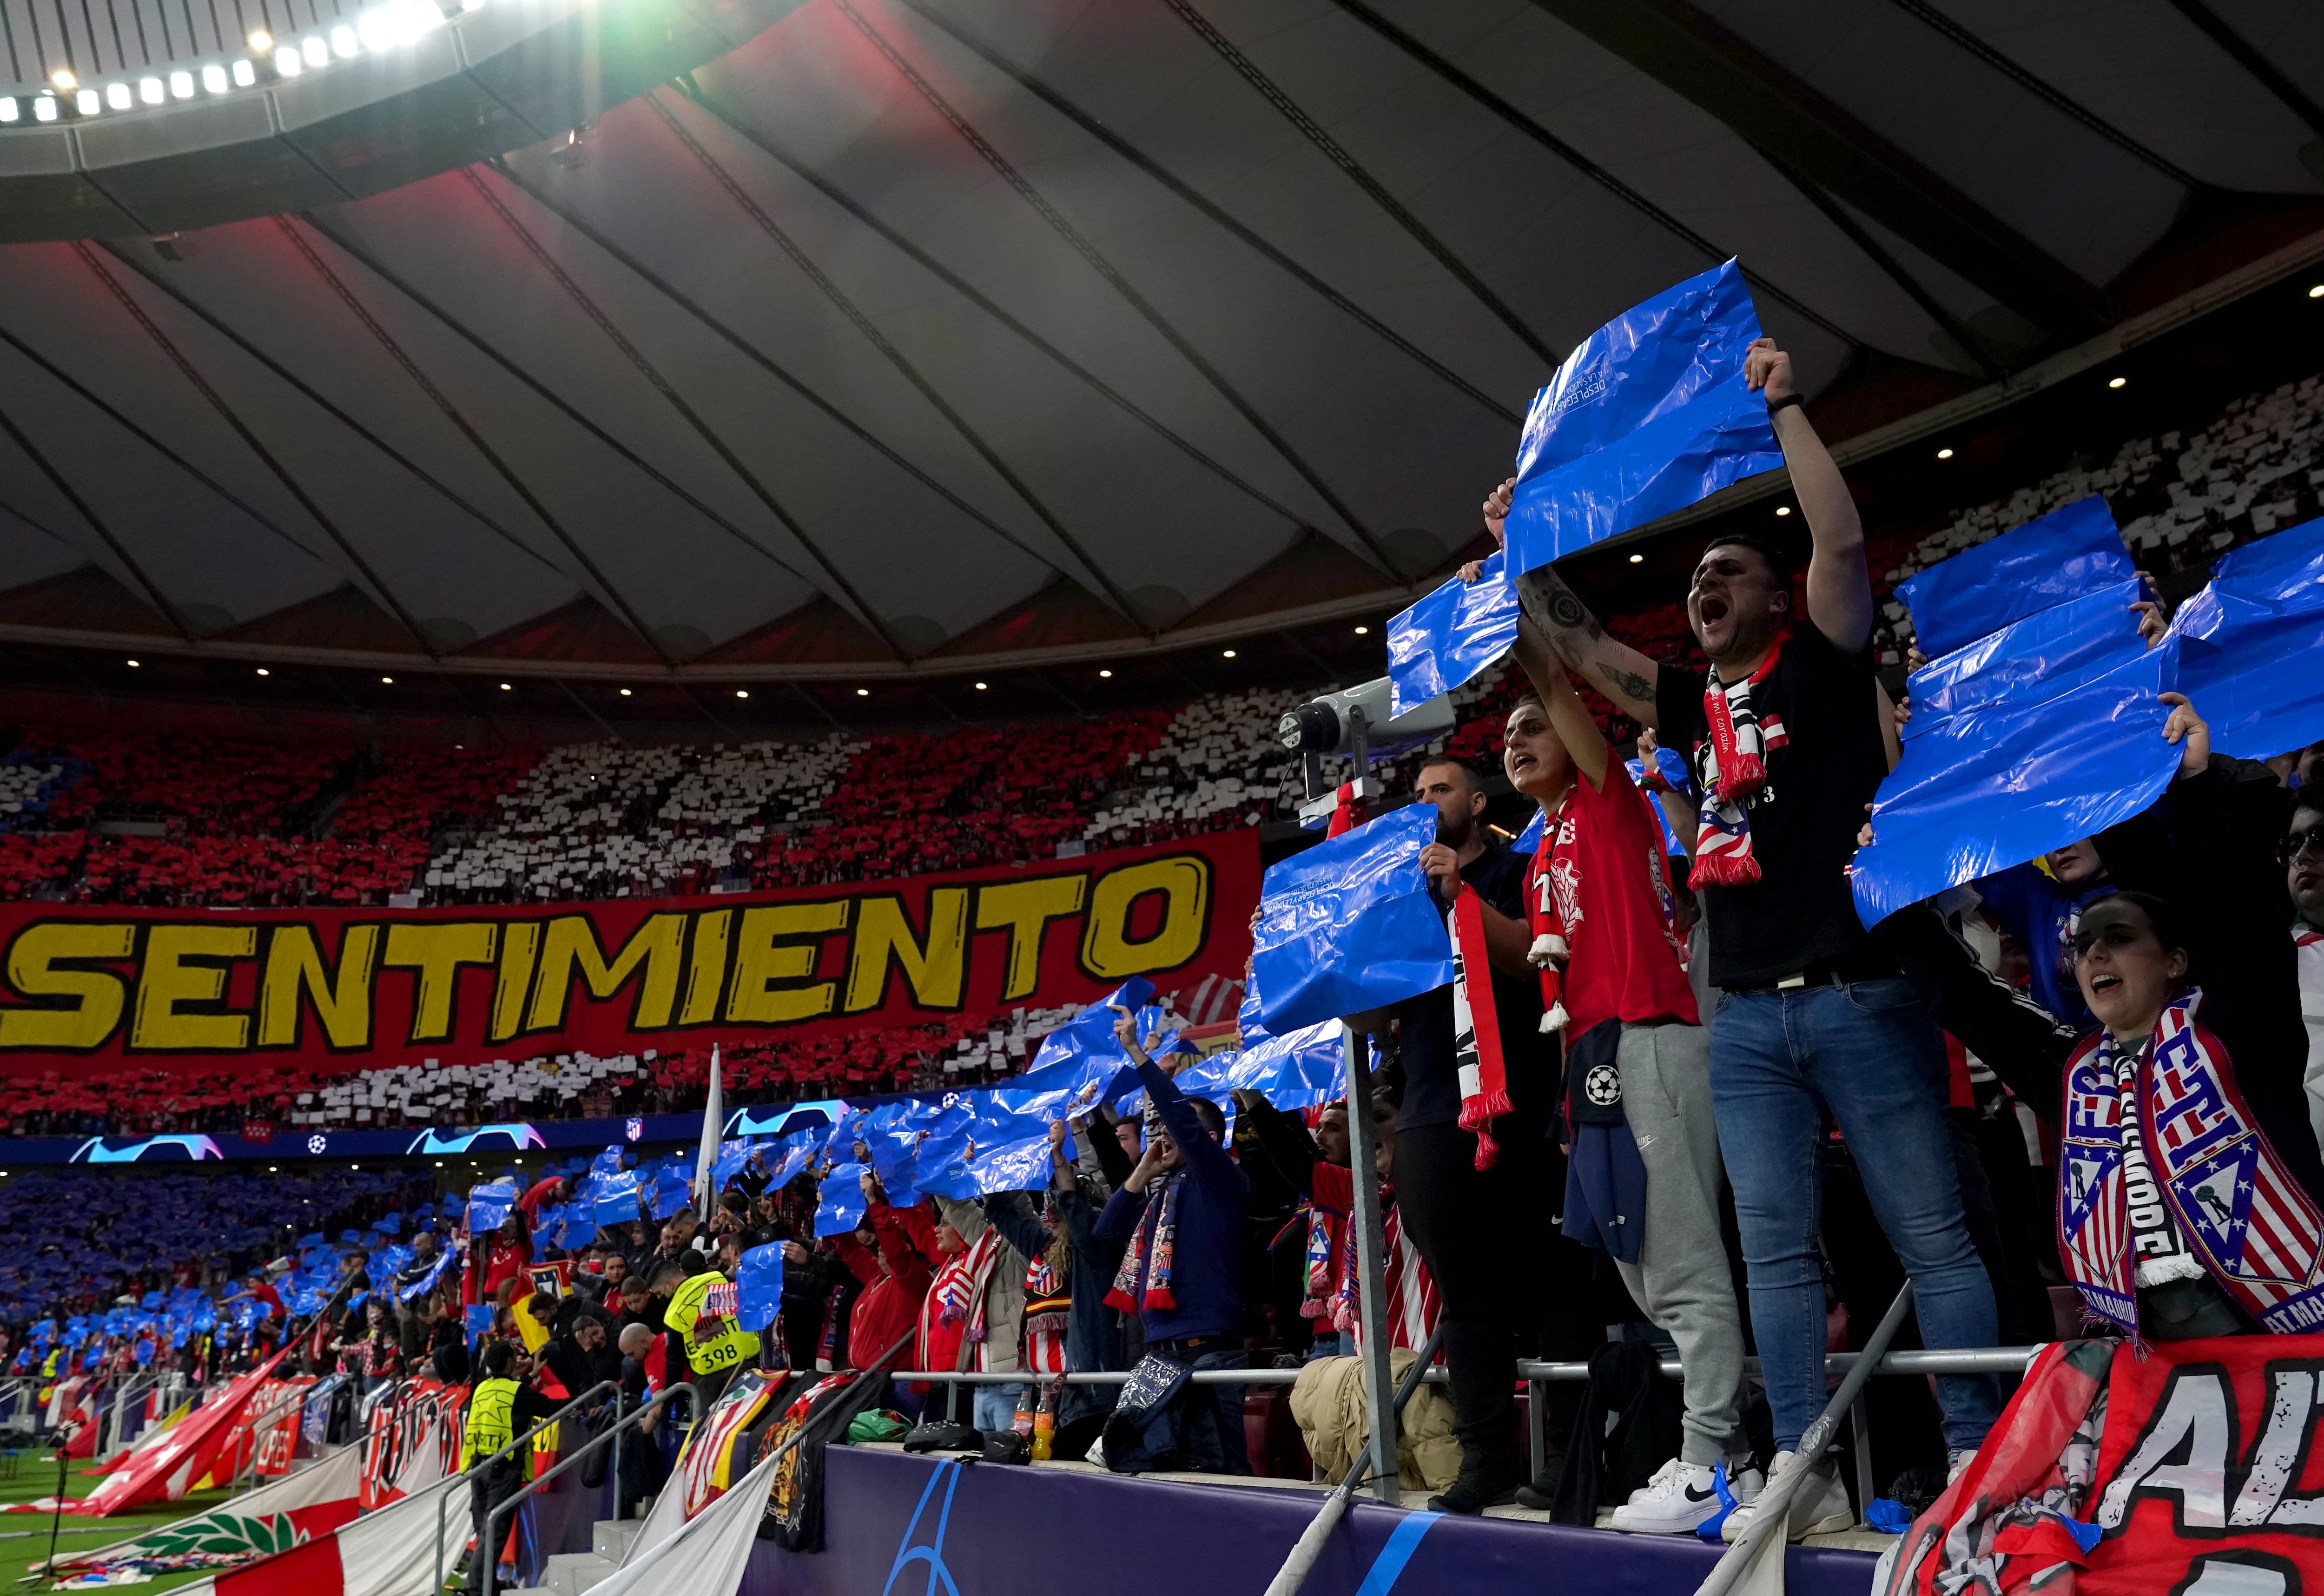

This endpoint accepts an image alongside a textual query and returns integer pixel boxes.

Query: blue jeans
[1710,979,2001,1454]
[973,1382,1026,1433]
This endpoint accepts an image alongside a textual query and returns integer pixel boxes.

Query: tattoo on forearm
[1517,568,1604,652]
[1599,662,1655,704]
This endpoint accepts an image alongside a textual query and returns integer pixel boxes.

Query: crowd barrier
[891,1344,2043,1525]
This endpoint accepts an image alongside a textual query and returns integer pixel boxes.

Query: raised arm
[1512,614,1610,790]
[1747,341,1870,653]
[1481,477,1661,726]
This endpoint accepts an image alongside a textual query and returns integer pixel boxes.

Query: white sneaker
[1719,1451,1855,1542]
[1608,1458,1723,1535]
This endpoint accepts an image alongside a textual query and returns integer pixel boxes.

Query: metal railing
[432,1380,617,1596]
[475,1384,698,1596]
[226,1386,314,1498]
[894,1342,2047,1527]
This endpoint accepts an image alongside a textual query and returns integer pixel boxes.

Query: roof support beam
[270,215,664,666]
[456,164,911,660]
[629,97,1144,628]
[0,397,193,643]
[674,75,1334,523]
[1528,0,2111,342]
[1160,0,1559,368]
[831,0,1401,575]
[1321,0,1855,351]
[2163,0,2324,139]
[294,214,826,600]
[75,242,440,658]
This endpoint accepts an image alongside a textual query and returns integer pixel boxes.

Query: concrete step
[591,1518,643,1561]
[541,1552,617,1596]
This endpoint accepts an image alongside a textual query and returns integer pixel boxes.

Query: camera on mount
[1279,677,1455,828]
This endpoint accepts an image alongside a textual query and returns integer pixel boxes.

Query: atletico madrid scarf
[1523,792,1578,1034]
[2057,989,2324,1339]
[1105,1169,1183,1315]
[1689,637,1783,888]
[1448,884,1512,1171]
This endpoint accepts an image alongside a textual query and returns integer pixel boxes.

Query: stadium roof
[0,0,2319,683]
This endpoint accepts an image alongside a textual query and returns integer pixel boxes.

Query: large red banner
[0,831,1260,1076]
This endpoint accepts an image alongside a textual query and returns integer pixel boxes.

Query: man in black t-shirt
[1510,337,2000,1541]
[1351,757,1599,1513]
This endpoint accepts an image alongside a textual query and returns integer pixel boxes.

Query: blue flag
[763,1131,820,1192]
[1178,1017,1348,1112]
[2175,515,2324,760]
[644,1163,693,1221]
[1904,579,2153,739]
[1503,259,1784,575]
[735,1243,785,1333]
[1386,549,1519,717]
[1251,800,1452,1035]
[1896,496,2133,660]
[592,1169,641,1229]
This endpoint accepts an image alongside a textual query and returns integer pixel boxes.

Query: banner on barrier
[0,831,1259,1076]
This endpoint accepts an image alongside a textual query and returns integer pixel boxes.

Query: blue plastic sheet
[1178,1018,1348,1111]
[814,1163,871,1237]
[1852,639,2179,926]
[2175,514,2324,760]
[1251,800,1452,1035]
[645,1162,693,1221]
[713,1137,754,1190]
[465,1181,518,1234]
[1503,260,1784,575]
[591,1169,640,1229]
[763,1131,821,1192]
[1387,550,1518,717]
[1897,496,2133,660]
[1010,979,1156,1095]
[736,1243,784,1332]
[1904,579,2152,739]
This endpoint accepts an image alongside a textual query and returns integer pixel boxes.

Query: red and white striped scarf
[935,1229,1002,1368]
[2058,990,2324,1339]
[1447,884,1512,1171]
[1330,1196,1439,1355]
[1524,791,1578,1033]
[1689,637,1784,888]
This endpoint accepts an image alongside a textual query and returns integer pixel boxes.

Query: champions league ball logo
[1584,1062,1622,1109]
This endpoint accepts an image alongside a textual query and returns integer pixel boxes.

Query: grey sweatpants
[1614,1020,1747,1467]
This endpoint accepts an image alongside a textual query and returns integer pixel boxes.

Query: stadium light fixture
[1222,649,1237,659]
[126,659,139,667]
[1353,625,1368,635]
[380,675,393,684]
[2107,376,2127,389]
[974,681,987,690]
[1935,448,1954,460]
[32,95,57,121]
[856,687,869,697]
[139,77,163,103]
[302,36,328,65]
[231,59,257,86]
[618,688,631,696]
[75,89,99,114]
[735,689,748,699]
[1629,553,1644,563]
[49,68,75,90]
[273,46,302,76]
[104,81,131,109]
[169,70,191,96]
[0,100,15,123]
[255,667,270,676]
[1775,506,1792,516]
[202,64,229,93]
[2309,284,2323,299]
[1098,669,1112,678]
[247,28,273,50]
[499,682,511,691]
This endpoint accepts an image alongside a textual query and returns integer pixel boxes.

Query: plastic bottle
[1012,1387,1036,1438]
[1030,1384,1055,1461]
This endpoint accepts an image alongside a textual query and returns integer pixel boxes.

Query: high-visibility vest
[460,1377,524,1474]
[664,1273,759,1374]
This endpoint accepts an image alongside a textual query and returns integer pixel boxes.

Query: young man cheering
[1507,337,2000,1539]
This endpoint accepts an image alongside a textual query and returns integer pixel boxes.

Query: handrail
[475,1383,700,1596]
[432,1379,618,1596]
[227,1386,315,1498]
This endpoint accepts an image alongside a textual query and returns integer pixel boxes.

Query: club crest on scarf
[2059,991,2324,1338]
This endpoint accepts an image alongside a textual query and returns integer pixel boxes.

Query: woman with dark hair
[2061,891,2324,1340]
